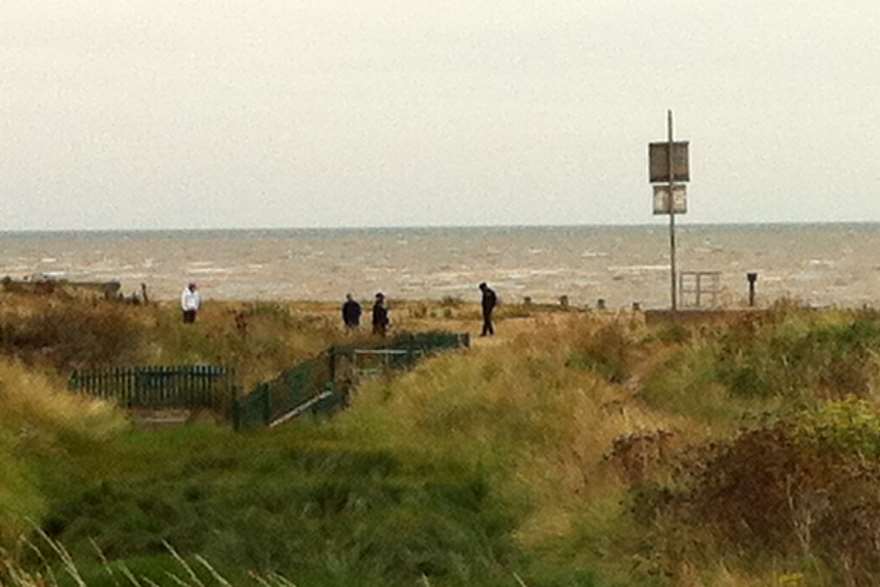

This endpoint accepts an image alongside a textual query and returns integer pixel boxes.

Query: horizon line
[1,219,879,234]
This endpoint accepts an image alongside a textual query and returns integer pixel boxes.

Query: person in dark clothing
[479,282,497,336]
[372,292,389,336]
[342,293,362,330]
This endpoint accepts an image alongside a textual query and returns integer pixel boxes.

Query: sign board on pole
[653,184,687,215]
[649,142,690,182]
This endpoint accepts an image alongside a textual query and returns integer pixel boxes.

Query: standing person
[479,282,497,336]
[342,293,362,330]
[372,292,389,337]
[181,282,201,324]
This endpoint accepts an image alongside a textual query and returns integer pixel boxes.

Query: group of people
[179,280,499,338]
[340,282,498,337]
[341,292,390,335]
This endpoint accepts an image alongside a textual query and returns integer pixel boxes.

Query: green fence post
[263,388,272,426]
[232,395,241,431]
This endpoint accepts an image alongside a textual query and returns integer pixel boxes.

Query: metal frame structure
[678,271,721,308]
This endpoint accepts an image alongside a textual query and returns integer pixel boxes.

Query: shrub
[714,313,880,399]
[0,302,144,369]
[568,321,638,384]
[440,295,464,307]
[643,401,880,585]
[654,322,692,345]
[642,310,880,427]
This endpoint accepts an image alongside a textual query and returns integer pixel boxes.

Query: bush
[568,321,638,384]
[642,310,880,428]
[654,322,692,345]
[642,401,880,585]
[0,301,145,369]
[714,313,880,399]
[440,296,464,307]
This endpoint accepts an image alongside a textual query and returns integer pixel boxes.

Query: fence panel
[69,331,467,431]
[70,365,234,412]
[233,384,271,430]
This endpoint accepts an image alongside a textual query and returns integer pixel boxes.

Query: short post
[747,272,758,307]
[232,396,241,431]
[523,296,532,306]
[559,295,569,308]
[263,388,272,425]
[632,302,641,312]
[597,298,606,310]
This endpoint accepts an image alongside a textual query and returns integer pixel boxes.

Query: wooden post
[747,272,758,307]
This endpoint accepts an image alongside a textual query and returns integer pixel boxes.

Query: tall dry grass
[8,297,880,585]
[343,315,674,567]
[1,533,299,587]
[0,359,126,554]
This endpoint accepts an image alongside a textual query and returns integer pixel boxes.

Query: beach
[1,222,878,308]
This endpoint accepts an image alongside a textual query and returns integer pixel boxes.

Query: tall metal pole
[667,110,677,312]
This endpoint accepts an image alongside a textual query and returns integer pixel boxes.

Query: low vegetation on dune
[0,294,344,388]
[6,295,880,585]
[0,359,126,554]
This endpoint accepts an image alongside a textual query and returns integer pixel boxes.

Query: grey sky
[1,1,878,230]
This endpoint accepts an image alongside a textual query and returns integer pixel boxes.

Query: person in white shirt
[181,282,201,323]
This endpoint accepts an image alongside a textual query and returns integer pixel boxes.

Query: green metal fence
[233,355,334,430]
[69,365,236,412]
[69,332,469,431]
[233,331,469,431]
[329,331,470,360]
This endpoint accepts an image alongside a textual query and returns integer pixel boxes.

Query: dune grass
[7,298,880,585]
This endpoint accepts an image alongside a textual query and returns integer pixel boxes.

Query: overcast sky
[1,1,878,230]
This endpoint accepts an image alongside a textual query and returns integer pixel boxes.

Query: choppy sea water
[0,224,878,309]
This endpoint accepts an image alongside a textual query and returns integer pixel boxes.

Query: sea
[1,223,878,309]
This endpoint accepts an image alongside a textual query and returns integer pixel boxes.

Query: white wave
[607,264,670,273]
[189,268,232,275]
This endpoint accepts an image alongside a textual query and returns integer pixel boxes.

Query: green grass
[14,420,608,587]
[11,303,880,586]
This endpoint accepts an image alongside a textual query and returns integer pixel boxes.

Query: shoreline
[2,219,880,236]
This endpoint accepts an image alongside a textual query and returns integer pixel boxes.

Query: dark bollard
[597,298,606,310]
[747,272,758,307]
[559,295,569,308]
[523,296,532,306]
[632,302,641,312]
